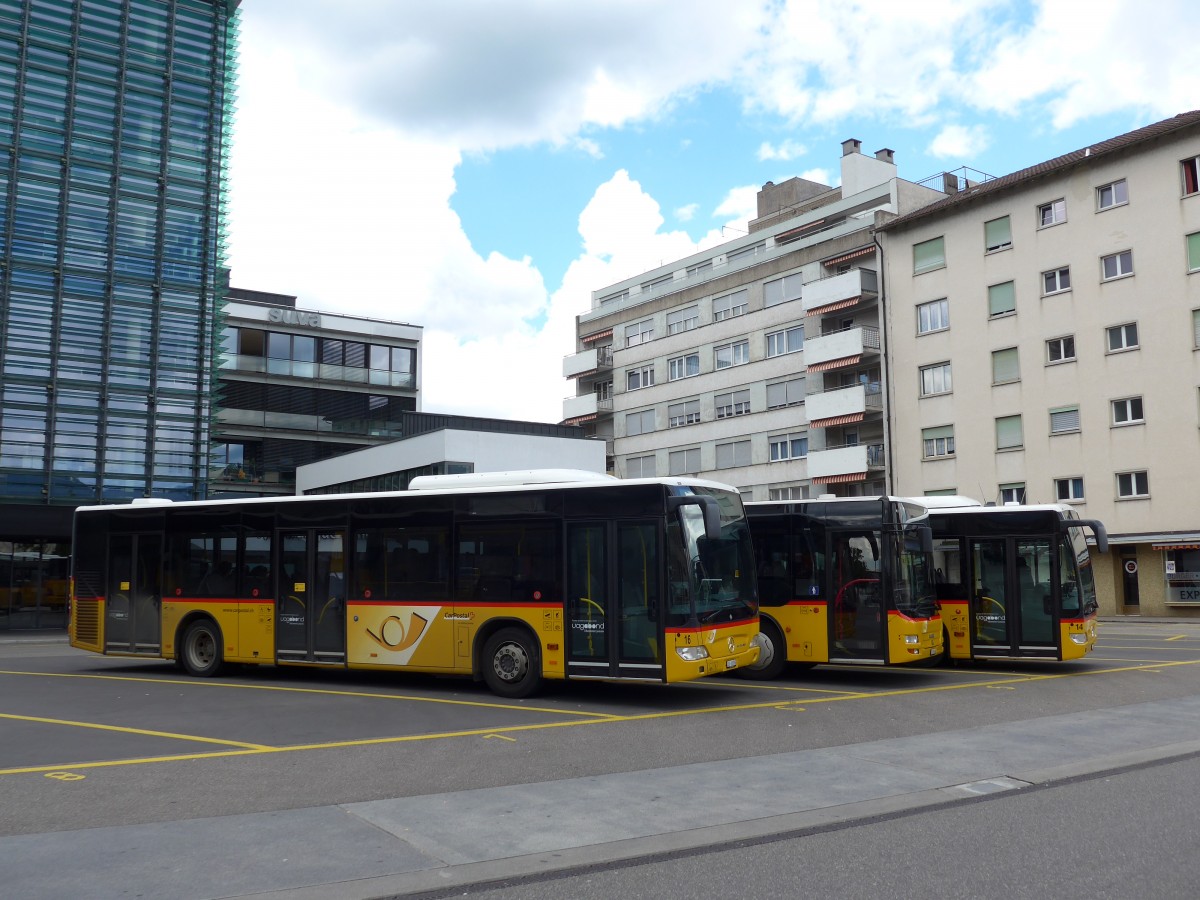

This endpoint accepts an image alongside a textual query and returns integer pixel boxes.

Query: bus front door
[276,530,347,666]
[105,533,162,656]
[969,538,1057,657]
[566,521,664,682]
[829,530,885,662]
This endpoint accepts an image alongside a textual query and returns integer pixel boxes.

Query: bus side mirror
[1066,519,1109,554]
[919,525,934,554]
[668,495,723,540]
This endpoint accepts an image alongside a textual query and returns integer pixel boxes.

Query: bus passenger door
[829,530,885,662]
[105,533,162,656]
[276,530,347,665]
[566,521,664,682]
[969,538,1056,656]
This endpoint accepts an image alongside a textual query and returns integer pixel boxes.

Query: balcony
[562,392,613,424]
[563,345,614,379]
[807,442,886,484]
[803,268,878,316]
[805,325,880,372]
[805,383,883,428]
[219,354,416,390]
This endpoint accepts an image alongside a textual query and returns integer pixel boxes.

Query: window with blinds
[995,415,1023,450]
[992,347,1020,383]
[985,216,1012,252]
[913,236,945,274]
[921,425,954,459]
[1050,406,1080,434]
[988,281,1016,317]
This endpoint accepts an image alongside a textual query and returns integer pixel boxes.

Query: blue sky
[226,0,1199,423]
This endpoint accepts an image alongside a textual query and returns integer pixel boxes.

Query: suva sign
[268,308,321,327]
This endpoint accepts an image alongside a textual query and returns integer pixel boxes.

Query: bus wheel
[180,619,224,678]
[482,627,542,698]
[739,619,787,680]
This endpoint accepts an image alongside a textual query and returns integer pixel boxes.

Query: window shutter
[988,281,1016,316]
[985,217,1012,251]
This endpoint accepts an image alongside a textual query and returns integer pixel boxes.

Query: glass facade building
[0,0,238,628]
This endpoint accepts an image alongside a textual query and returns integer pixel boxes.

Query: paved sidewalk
[5,693,1200,900]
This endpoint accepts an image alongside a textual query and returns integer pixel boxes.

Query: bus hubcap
[494,644,527,682]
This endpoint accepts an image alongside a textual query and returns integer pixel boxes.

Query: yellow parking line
[4,658,1200,778]
[0,669,619,719]
[0,712,273,750]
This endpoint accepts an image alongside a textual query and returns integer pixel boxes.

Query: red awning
[1153,543,1200,550]
[812,472,867,485]
[581,329,613,343]
[806,296,860,315]
[562,414,597,425]
[807,355,862,373]
[808,412,865,429]
[822,246,875,266]
[776,219,825,243]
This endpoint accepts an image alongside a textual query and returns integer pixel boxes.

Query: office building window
[1112,396,1144,425]
[625,318,654,347]
[766,325,804,357]
[1183,156,1199,196]
[712,289,748,321]
[920,362,952,396]
[1097,179,1128,210]
[714,340,749,369]
[988,281,1016,317]
[1038,199,1066,227]
[666,306,699,335]
[995,415,1023,450]
[1000,483,1026,504]
[917,298,949,334]
[715,440,752,469]
[1046,335,1076,364]
[626,365,654,391]
[668,448,701,476]
[715,390,751,419]
[625,409,655,436]
[764,273,804,307]
[1056,477,1085,502]
[625,454,655,478]
[668,353,700,381]
[668,400,700,428]
[913,236,945,274]
[985,216,1012,252]
[1116,470,1149,499]
[1102,250,1134,281]
[1049,406,1080,434]
[769,433,808,460]
[1188,232,1200,272]
[766,377,805,409]
[769,485,809,501]
[1107,322,1139,352]
[1043,267,1071,295]
[992,347,1020,384]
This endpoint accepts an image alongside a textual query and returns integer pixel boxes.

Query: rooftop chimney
[942,172,959,194]
[841,138,862,156]
[874,148,894,164]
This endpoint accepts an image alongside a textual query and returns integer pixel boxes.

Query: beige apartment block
[879,111,1200,618]
[563,140,945,501]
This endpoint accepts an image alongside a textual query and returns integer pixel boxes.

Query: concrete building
[214,287,422,497]
[0,1,238,629]
[563,139,946,501]
[878,111,1200,618]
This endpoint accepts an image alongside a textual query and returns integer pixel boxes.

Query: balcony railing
[219,354,416,390]
[802,268,878,315]
[806,442,886,481]
[563,345,614,379]
[805,384,882,424]
[805,325,880,368]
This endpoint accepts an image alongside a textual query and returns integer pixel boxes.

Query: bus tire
[180,618,224,678]
[482,627,542,698]
[739,618,787,680]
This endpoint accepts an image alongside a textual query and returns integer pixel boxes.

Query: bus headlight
[1070,633,1088,645]
[676,646,710,662]
[903,634,919,644]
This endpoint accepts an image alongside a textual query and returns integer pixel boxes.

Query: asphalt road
[2,618,1199,898]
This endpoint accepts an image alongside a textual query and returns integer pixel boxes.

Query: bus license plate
[726,659,737,669]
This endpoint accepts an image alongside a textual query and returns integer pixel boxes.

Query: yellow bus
[920,499,1108,662]
[740,497,942,678]
[69,471,760,697]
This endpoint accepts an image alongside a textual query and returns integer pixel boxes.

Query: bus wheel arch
[479,623,542,698]
[739,615,787,680]
[178,616,225,678]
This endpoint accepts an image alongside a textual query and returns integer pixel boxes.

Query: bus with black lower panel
[920,498,1107,662]
[740,497,941,678]
[68,470,759,698]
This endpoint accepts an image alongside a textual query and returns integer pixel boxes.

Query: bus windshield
[667,490,758,627]
[895,524,938,617]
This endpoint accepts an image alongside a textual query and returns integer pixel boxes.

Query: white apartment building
[562,140,948,501]
[879,111,1200,618]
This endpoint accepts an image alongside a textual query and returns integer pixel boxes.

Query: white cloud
[675,203,700,222]
[713,186,759,234]
[927,124,990,160]
[758,139,808,161]
[798,168,835,188]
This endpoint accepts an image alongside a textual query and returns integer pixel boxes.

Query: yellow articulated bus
[740,497,942,678]
[918,498,1107,662]
[69,470,760,698]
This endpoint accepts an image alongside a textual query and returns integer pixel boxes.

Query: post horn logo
[365,613,429,651]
